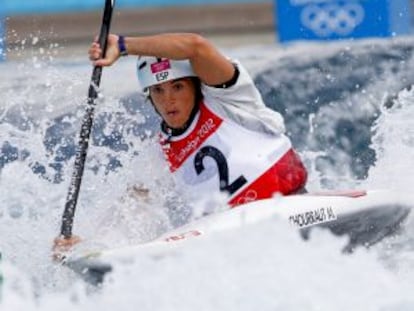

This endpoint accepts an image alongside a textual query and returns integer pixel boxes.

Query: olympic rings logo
[300,3,365,37]
[236,189,258,205]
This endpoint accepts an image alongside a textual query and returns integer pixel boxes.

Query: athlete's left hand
[52,235,82,262]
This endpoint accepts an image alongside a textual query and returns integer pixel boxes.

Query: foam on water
[2,218,414,311]
[1,38,414,310]
[366,87,414,190]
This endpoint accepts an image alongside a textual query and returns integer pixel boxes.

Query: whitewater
[1,35,414,310]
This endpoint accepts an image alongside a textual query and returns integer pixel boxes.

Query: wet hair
[192,77,204,104]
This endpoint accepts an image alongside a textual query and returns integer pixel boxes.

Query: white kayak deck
[65,189,413,285]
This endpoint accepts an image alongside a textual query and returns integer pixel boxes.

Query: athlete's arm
[89,33,235,87]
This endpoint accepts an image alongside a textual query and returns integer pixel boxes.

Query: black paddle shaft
[61,0,115,238]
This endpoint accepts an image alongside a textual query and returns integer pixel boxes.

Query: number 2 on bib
[194,146,247,195]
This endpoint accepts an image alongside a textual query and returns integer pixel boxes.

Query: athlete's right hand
[88,34,120,67]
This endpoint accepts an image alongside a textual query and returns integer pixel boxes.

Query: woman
[53,33,307,256]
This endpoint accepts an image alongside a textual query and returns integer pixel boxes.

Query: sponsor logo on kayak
[165,230,202,242]
[289,206,337,228]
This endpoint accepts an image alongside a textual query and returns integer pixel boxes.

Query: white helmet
[136,56,197,91]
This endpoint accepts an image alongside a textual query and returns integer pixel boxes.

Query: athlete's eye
[172,82,184,91]
[150,86,163,95]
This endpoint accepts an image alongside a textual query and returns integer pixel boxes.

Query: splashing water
[366,87,414,190]
[1,37,414,310]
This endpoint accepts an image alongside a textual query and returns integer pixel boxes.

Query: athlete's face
[149,78,196,129]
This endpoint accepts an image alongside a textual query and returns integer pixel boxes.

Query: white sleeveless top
[157,61,307,207]
[160,102,293,205]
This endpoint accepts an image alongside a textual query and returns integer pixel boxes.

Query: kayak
[64,189,413,286]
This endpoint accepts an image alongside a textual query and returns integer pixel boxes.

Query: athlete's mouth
[166,110,179,116]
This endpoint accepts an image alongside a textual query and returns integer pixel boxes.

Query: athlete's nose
[164,87,176,104]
